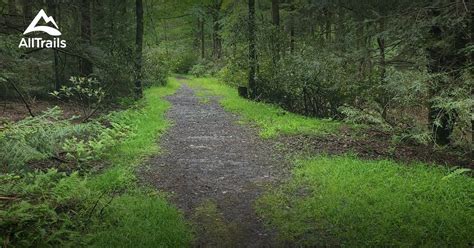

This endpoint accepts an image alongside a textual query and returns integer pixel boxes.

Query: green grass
[88,79,179,192]
[90,192,191,248]
[256,156,474,247]
[185,77,340,138]
[184,76,473,247]
[86,78,193,247]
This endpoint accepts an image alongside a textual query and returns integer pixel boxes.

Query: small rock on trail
[140,81,287,247]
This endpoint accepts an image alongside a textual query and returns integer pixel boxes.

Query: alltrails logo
[19,9,66,48]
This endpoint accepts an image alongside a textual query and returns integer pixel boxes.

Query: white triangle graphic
[23,9,62,36]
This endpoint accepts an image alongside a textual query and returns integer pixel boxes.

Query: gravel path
[140,81,286,247]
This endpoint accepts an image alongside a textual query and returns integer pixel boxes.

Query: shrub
[51,77,106,119]
[143,48,169,87]
[190,63,208,77]
[173,53,198,74]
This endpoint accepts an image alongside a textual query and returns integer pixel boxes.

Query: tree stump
[238,86,248,99]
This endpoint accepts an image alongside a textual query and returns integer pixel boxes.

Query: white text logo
[19,9,66,48]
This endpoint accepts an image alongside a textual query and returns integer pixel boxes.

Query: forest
[0,0,473,247]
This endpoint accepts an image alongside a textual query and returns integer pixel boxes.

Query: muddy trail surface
[140,81,287,247]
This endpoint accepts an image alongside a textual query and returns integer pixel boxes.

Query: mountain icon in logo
[23,9,61,36]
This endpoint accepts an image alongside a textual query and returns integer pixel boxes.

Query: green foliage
[430,71,473,148]
[90,193,193,248]
[143,48,170,87]
[51,77,106,118]
[0,169,93,247]
[256,156,474,247]
[257,49,355,117]
[0,107,97,172]
[187,77,340,138]
[1,81,192,247]
[62,122,131,163]
[217,63,247,88]
[85,78,193,246]
[190,63,208,77]
[190,60,224,77]
[172,52,199,74]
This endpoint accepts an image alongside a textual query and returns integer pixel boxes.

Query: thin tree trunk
[200,17,205,59]
[21,0,31,24]
[271,0,280,26]
[289,3,295,54]
[8,0,16,15]
[271,0,280,63]
[212,0,222,59]
[7,80,35,117]
[377,19,388,120]
[48,1,61,91]
[248,0,257,99]
[324,8,331,41]
[134,0,144,98]
[80,0,93,76]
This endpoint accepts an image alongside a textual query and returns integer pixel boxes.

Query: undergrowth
[256,156,474,247]
[0,78,193,247]
[186,77,340,138]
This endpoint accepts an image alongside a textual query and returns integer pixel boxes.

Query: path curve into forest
[140,79,286,247]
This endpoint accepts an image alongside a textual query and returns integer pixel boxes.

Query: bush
[51,77,106,119]
[143,48,169,87]
[190,63,208,77]
[217,63,247,88]
[173,53,198,74]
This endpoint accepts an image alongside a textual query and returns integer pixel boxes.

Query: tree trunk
[377,19,388,120]
[289,3,295,54]
[271,0,280,63]
[248,0,257,99]
[47,0,61,91]
[80,0,93,76]
[200,17,205,59]
[212,0,222,59]
[324,8,331,41]
[271,0,280,26]
[8,0,16,15]
[21,0,31,24]
[134,0,144,99]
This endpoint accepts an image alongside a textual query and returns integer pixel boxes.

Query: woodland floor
[139,82,288,247]
[0,100,83,122]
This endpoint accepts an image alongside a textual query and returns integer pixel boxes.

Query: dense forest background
[1,0,472,149]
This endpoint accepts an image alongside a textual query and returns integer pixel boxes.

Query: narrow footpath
[141,80,286,247]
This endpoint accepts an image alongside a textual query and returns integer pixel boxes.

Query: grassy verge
[185,77,340,138]
[1,78,193,247]
[87,77,192,247]
[256,156,474,247]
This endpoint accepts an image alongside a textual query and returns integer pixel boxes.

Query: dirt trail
[140,81,286,247]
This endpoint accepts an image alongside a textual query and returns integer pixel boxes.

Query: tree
[248,0,257,99]
[211,0,223,59]
[80,0,93,76]
[135,0,144,98]
[271,0,279,26]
